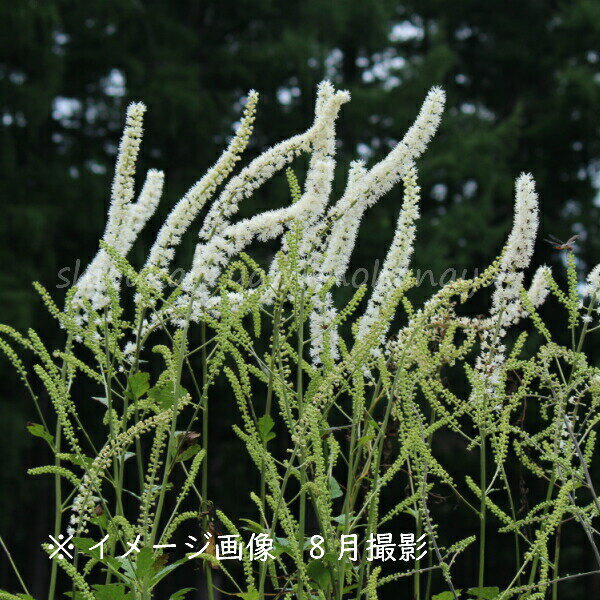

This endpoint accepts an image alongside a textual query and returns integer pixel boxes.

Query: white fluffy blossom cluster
[173,83,351,322]
[67,474,96,536]
[308,87,445,363]
[318,87,445,285]
[144,91,259,291]
[586,263,600,296]
[198,82,348,244]
[74,81,450,360]
[474,174,542,397]
[304,161,369,363]
[308,291,340,364]
[491,173,540,321]
[73,103,164,313]
[356,164,420,345]
[527,264,551,307]
[266,82,346,300]
[73,80,571,379]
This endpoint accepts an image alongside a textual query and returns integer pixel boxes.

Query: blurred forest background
[1,1,599,598]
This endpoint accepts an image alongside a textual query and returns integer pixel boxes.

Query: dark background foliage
[1,1,599,597]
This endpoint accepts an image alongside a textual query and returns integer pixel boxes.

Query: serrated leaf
[234,590,260,600]
[26,422,54,446]
[148,383,188,410]
[329,476,342,499]
[175,443,201,464]
[91,584,133,600]
[169,588,195,600]
[355,434,375,449]
[332,512,354,527]
[433,592,462,600]
[90,513,109,530]
[258,415,275,443]
[127,372,150,400]
[72,537,97,553]
[135,547,155,583]
[103,556,123,574]
[239,518,264,534]
[307,560,331,592]
[62,453,94,469]
[115,555,137,579]
[466,587,499,599]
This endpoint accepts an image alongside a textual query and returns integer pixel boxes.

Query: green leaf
[26,422,53,446]
[175,443,201,464]
[135,547,155,583]
[332,512,354,527]
[355,434,375,449]
[234,589,260,600]
[148,383,188,410]
[61,453,94,469]
[150,556,188,587]
[329,476,342,499]
[466,587,499,599]
[432,592,462,600]
[103,556,124,576]
[90,513,109,530]
[127,372,150,400]
[72,537,125,578]
[239,518,264,534]
[270,536,291,559]
[258,415,275,443]
[91,584,133,600]
[115,555,137,580]
[72,537,97,553]
[307,560,332,592]
[169,589,195,600]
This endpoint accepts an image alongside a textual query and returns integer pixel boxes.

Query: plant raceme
[0,81,599,600]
